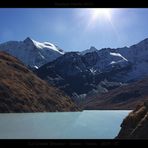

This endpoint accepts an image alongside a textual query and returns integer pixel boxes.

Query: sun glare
[90,8,112,22]
[76,8,116,33]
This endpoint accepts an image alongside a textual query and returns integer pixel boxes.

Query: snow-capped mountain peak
[0,37,64,68]
[23,37,64,54]
[32,39,64,54]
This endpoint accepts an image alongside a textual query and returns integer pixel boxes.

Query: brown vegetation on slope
[0,51,79,112]
[116,101,148,139]
[82,78,148,110]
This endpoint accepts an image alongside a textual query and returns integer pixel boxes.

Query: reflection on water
[0,110,131,139]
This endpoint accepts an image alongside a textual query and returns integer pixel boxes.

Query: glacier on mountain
[0,37,64,68]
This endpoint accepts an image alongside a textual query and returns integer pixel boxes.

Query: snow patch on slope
[32,39,64,54]
[110,52,128,61]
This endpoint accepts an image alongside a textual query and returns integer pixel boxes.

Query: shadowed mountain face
[34,38,148,109]
[116,101,148,139]
[35,52,126,96]
[35,44,148,110]
[0,51,79,112]
[82,77,148,110]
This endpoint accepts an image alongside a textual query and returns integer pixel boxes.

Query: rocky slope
[35,38,148,108]
[116,101,148,139]
[82,77,148,110]
[80,39,148,83]
[0,37,64,68]
[0,51,78,112]
[81,38,148,83]
[35,52,124,97]
[35,52,93,95]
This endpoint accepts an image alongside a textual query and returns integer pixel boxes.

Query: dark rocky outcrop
[116,101,148,139]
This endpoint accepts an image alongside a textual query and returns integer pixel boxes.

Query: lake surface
[0,110,131,139]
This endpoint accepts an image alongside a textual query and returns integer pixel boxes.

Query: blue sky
[0,8,148,51]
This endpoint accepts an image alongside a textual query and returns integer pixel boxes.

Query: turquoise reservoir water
[0,110,131,139]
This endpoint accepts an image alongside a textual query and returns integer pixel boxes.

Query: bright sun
[90,8,112,21]
[77,8,113,30]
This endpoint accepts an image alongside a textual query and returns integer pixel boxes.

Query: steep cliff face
[0,51,78,112]
[116,101,148,139]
